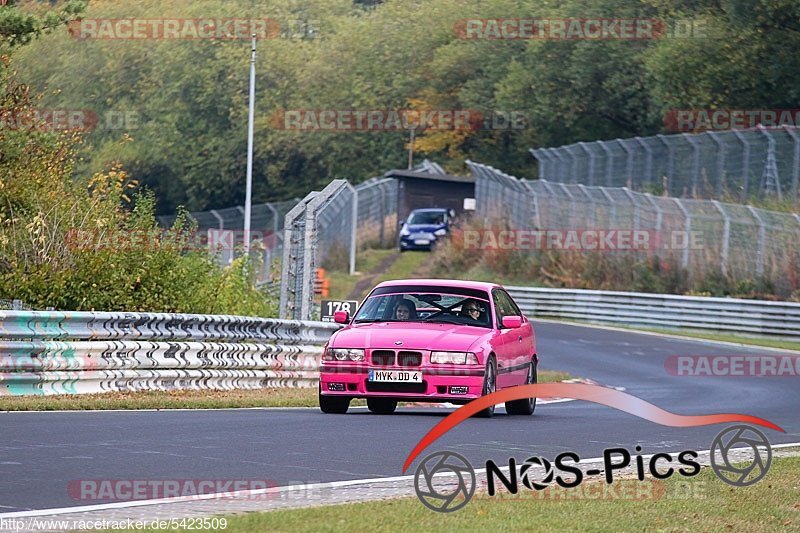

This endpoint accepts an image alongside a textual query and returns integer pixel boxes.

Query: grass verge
[0,370,570,411]
[207,456,800,532]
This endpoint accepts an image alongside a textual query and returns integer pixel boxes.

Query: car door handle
[518,336,523,342]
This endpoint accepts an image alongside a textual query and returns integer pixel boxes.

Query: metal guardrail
[507,287,800,339]
[0,311,339,396]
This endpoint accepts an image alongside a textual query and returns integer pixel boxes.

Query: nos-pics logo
[413,425,773,512]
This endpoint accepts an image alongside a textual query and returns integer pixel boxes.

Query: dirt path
[409,251,436,278]
[346,251,401,300]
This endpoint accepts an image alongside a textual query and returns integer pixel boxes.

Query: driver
[394,299,416,320]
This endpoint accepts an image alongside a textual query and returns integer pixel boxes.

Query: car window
[493,289,520,328]
[408,211,446,225]
[500,290,521,316]
[354,289,492,328]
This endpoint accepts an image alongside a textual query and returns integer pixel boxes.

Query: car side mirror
[502,315,523,329]
[334,311,350,324]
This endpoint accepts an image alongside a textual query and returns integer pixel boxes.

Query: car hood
[330,321,489,352]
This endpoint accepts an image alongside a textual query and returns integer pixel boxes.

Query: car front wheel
[319,386,350,414]
[475,357,497,418]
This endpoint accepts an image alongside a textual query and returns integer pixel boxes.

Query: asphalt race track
[1,322,798,513]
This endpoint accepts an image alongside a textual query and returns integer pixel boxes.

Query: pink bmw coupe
[319,279,537,417]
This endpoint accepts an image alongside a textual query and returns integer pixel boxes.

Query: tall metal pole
[407,127,415,169]
[244,34,256,256]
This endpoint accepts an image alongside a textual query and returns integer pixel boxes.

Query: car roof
[373,279,502,293]
[410,208,448,213]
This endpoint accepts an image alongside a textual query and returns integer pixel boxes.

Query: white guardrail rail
[0,311,339,396]
[2,290,797,396]
[506,287,800,339]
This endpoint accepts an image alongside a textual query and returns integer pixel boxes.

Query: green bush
[0,69,276,316]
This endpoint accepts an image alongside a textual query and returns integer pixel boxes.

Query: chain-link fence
[279,180,357,320]
[355,177,398,249]
[0,299,31,311]
[468,161,800,294]
[157,200,296,285]
[530,126,800,205]
[155,176,400,320]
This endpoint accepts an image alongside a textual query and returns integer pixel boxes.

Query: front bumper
[399,233,437,250]
[320,363,485,401]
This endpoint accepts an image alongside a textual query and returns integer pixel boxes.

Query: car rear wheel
[505,359,537,415]
[367,398,397,414]
[475,357,497,418]
[319,386,350,414]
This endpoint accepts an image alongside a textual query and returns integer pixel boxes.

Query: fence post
[599,187,617,226]
[210,209,224,230]
[550,148,567,182]
[711,200,730,277]
[684,133,701,197]
[643,193,663,232]
[673,198,691,269]
[279,194,315,319]
[579,142,594,186]
[635,136,651,190]
[708,131,726,198]
[759,126,782,199]
[599,141,614,186]
[733,130,751,202]
[347,182,357,275]
[657,134,673,195]
[567,144,582,184]
[620,139,634,189]
[522,180,542,229]
[577,184,596,227]
[622,187,640,229]
[746,206,766,278]
[784,126,800,204]
[266,203,279,241]
[530,148,547,180]
[558,183,577,227]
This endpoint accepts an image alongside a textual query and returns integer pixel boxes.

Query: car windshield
[353,290,491,328]
[408,211,446,225]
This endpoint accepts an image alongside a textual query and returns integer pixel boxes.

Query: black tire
[475,357,497,418]
[319,388,350,414]
[367,397,397,414]
[505,359,537,415]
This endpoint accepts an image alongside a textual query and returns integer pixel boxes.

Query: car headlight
[323,348,365,361]
[430,351,479,365]
[434,228,447,236]
[400,226,410,237]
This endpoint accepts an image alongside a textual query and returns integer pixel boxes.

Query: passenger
[459,299,483,322]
